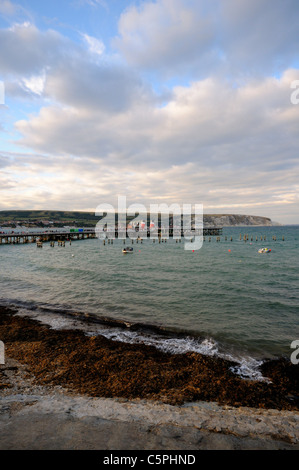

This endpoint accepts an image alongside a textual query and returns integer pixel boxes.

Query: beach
[0,306,298,450]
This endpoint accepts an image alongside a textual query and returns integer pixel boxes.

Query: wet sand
[0,306,298,450]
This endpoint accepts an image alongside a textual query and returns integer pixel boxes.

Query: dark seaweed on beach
[0,306,298,410]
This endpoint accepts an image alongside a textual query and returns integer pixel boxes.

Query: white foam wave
[96,329,269,381]
[9,305,268,382]
[229,358,270,382]
[94,328,219,357]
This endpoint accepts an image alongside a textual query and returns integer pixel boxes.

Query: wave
[0,297,268,382]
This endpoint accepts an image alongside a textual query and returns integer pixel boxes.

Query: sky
[0,0,298,224]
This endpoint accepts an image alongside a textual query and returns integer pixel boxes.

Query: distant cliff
[0,210,278,228]
[203,214,275,227]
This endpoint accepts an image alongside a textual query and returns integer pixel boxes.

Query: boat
[258,247,271,254]
[122,247,133,254]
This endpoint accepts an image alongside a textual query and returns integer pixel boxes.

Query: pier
[0,228,96,245]
[0,227,287,247]
[0,227,223,245]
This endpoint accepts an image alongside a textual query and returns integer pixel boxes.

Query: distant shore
[1,306,298,450]
[0,209,277,229]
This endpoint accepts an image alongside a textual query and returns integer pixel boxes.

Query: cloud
[1,7,298,222]
[44,59,153,113]
[81,0,109,10]
[0,21,154,112]
[21,72,46,96]
[219,0,299,75]
[0,22,70,76]
[113,0,299,78]
[16,70,299,179]
[113,0,215,77]
[1,149,298,222]
[82,33,105,56]
[0,0,17,16]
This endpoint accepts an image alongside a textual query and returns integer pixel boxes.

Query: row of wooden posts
[37,240,68,248]
[34,233,286,248]
[101,234,286,245]
[238,234,284,241]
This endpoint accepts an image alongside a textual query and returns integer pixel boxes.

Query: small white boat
[258,247,271,254]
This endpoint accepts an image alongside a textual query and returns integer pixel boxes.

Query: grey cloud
[0,153,12,168]
[113,0,216,77]
[0,23,69,76]
[114,0,299,78]
[219,0,299,76]
[45,60,153,113]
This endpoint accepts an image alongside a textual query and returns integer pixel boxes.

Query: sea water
[0,226,298,379]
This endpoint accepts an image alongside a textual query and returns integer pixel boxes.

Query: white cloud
[82,33,105,56]
[82,0,108,10]
[21,72,46,96]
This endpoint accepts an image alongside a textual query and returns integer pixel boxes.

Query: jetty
[0,227,222,245]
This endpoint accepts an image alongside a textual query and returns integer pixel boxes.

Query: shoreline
[0,298,292,379]
[0,306,298,410]
[1,305,299,450]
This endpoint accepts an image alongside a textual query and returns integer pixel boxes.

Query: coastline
[1,305,298,450]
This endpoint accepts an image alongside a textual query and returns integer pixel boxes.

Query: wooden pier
[0,227,287,247]
[0,227,223,245]
[0,229,96,245]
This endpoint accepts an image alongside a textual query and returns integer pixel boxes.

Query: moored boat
[258,247,271,254]
[122,247,133,254]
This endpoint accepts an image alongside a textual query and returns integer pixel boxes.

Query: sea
[0,225,298,381]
